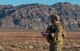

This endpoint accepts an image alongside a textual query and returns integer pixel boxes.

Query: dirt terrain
[0,31,80,51]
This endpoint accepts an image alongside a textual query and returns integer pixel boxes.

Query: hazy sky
[0,0,80,6]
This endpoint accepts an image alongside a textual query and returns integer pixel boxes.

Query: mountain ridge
[0,2,80,31]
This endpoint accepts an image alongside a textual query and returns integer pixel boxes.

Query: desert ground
[0,31,80,51]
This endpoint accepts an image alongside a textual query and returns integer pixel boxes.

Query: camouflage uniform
[46,14,66,51]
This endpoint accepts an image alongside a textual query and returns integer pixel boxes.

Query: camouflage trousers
[49,41,63,51]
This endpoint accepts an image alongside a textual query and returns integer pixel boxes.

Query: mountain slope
[0,2,80,31]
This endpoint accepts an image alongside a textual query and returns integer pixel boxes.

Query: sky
[0,0,80,6]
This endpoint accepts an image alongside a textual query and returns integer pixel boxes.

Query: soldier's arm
[62,29,66,38]
[41,26,50,37]
[57,25,66,38]
[46,26,50,33]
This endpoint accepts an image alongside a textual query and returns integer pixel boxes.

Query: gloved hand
[41,32,49,37]
[51,33,54,37]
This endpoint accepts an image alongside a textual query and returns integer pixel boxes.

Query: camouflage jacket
[46,23,66,43]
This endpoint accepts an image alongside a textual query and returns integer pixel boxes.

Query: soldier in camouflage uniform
[41,14,66,51]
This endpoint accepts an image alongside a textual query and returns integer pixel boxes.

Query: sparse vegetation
[0,31,80,51]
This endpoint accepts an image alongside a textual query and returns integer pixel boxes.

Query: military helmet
[50,14,60,21]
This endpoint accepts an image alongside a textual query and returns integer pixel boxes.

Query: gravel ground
[0,31,80,51]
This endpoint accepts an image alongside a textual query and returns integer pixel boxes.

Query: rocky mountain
[0,2,80,32]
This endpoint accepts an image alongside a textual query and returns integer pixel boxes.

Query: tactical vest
[49,25,58,33]
[48,25,58,38]
[46,24,64,43]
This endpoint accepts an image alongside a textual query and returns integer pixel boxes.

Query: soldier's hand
[51,33,54,37]
[41,31,45,37]
[41,32,49,37]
